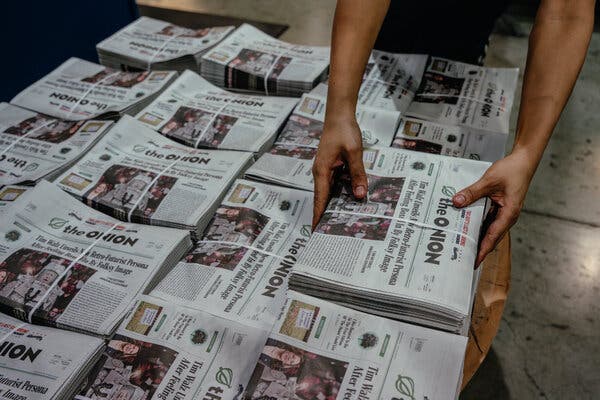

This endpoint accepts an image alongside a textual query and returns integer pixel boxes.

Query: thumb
[453,177,489,208]
[345,147,368,199]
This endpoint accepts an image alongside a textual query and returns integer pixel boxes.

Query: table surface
[461,234,511,389]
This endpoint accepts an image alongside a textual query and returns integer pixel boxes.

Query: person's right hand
[312,115,368,229]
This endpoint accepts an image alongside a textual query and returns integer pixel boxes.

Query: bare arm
[312,0,390,228]
[454,0,595,264]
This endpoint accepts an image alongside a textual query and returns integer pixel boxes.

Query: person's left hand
[452,149,536,266]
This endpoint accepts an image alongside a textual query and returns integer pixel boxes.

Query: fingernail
[453,194,465,206]
[355,185,366,198]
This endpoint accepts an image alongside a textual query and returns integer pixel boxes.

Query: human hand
[312,115,368,229]
[452,149,536,266]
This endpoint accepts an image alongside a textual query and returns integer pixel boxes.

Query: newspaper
[0,103,113,186]
[407,56,519,133]
[76,295,269,400]
[0,185,31,215]
[54,116,253,236]
[11,58,178,121]
[97,17,234,71]
[0,181,192,337]
[392,116,508,162]
[201,24,330,96]
[135,70,298,152]
[0,314,105,400]
[244,290,467,400]
[151,179,313,328]
[245,85,401,191]
[289,147,491,333]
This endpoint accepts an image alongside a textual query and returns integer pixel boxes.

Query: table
[461,234,511,389]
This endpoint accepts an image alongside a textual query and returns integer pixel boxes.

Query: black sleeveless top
[374,0,510,65]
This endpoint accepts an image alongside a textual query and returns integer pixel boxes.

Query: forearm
[326,0,390,120]
[512,0,595,175]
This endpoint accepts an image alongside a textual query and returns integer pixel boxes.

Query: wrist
[508,146,540,180]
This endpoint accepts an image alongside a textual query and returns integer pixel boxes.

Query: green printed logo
[48,217,68,229]
[395,375,415,400]
[300,225,311,237]
[441,185,456,198]
[216,367,233,388]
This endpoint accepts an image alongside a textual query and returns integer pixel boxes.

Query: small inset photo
[402,120,423,137]
[81,121,106,133]
[149,71,170,82]
[431,58,448,72]
[298,96,321,115]
[0,187,27,202]
[279,300,320,342]
[138,112,164,127]
[125,301,164,336]
[60,173,92,191]
[228,183,255,204]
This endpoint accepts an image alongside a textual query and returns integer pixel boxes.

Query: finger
[344,147,368,199]
[475,206,518,266]
[312,162,333,230]
[453,176,490,208]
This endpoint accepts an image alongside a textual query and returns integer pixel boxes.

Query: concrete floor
[140,1,600,398]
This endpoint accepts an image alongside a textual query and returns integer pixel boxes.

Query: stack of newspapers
[0,314,105,400]
[407,56,518,134]
[392,116,508,162]
[290,147,490,333]
[10,58,178,121]
[135,70,298,152]
[150,178,313,327]
[54,116,253,237]
[97,17,234,72]
[0,103,113,186]
[201,24,330,96]
[241,290,469,400]
[0,181,192,337]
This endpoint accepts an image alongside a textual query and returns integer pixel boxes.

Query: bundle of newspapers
[135,70,298,152]
[0,103,113,186]
[201,24,330,96]
[0,181,192,337]
[97,17,234,72]
[290,147,490,333]
[244,290,467,400]
[392,116,508,162]
[54,116,253,237]
[75,295,269,400]
[407,56,519,134]
[10,58,178,121]
[150,179,313,328]
[245,84,400,191]
[0,314,105,400]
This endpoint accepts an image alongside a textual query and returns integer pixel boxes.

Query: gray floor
[141,1,600,398]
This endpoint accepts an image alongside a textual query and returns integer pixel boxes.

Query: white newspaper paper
[0,103,113,185]
[244,291,467,400]
[407,56,518,133]
[11,58,177,121]
[76,295,268,400]
[151,179,313,328]
[54,116,253,233]
[135,70,297,152]
[0,181,191,337]
[392,116,507,162]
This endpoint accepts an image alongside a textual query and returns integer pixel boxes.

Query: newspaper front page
[0,181,191,337]
[0,103,113,186]
[407,56,518,133]
[290,147,490,332]
[76,295,269,400]
[0,314,105,400]
[135,70,298,152]
[11,58,178,121]
[201,24,330,96]
[244,291,467,400]
[245,85,400,191]
[54,116,253,235]
[392,116,507,162]
[151,179,313,328]
[97,17,234,71]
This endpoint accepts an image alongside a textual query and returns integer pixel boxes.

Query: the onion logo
[300,225,311,237]
[48,217,68,229]
[441,185,456,198]
[395,375,415,400]
[215,367,233,388]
